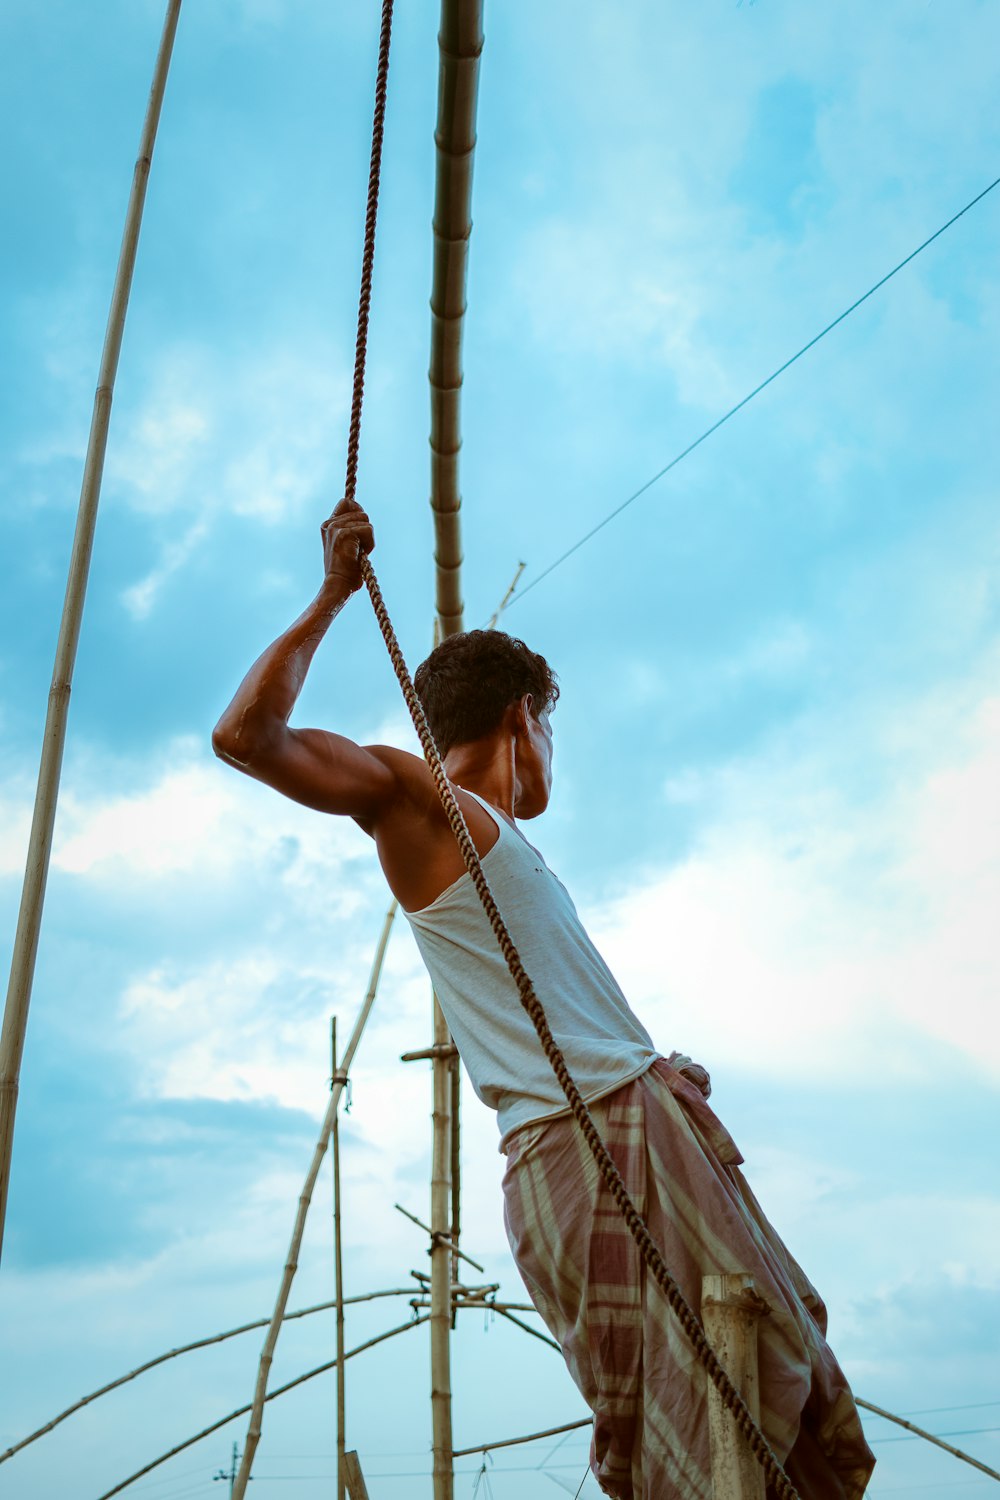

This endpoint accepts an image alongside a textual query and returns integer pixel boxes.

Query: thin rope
[506,172,1000,609]
[343,2,798,1492]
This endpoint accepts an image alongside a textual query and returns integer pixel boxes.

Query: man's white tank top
[403,789,658,1146]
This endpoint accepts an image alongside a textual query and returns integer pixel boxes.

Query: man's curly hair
[414,630,559,756]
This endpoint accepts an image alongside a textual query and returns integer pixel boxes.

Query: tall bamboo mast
[427,5,483,1495]
[0,0,184,1262]
[430,0,483,637]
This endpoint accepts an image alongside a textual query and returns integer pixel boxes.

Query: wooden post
[331,1019,346,1500]
[701,1273,770,1500]
[343,1450,370,1500]
[430,992,453,1500]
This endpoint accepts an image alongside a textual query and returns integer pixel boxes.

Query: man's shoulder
[363,743,442,815]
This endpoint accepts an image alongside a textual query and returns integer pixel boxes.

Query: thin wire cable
[506,173,1000,609]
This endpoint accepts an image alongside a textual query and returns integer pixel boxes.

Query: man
[213,497,875,1500]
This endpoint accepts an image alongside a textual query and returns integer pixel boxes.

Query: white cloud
[121,520,209,619]
[48,737,373,889]
[107,340,350,526]
[588,677,1000,1080]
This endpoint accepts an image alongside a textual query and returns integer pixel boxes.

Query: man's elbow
[212,719,244,768]
[212,712,262,770]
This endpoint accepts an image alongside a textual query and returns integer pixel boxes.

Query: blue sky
[1,1,998,1496]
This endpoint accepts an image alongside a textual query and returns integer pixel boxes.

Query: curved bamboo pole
[95,1315,427,1500]
[0,0,184,1261]
[856,1398,1000,1484]
[231,902,396,1500]
[453,1417,592,1460]
[1,1286,415,1468]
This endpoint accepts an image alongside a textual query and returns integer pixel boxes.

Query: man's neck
[443,735,517,819]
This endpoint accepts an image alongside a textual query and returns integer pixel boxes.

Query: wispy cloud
[107,339,351,528]
[590,659,1000,1080]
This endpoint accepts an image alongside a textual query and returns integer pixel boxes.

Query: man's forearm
[212,576,353,766]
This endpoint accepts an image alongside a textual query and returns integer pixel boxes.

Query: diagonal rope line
[508,172,1000,607]
[359,556,800,1500]
[344,3,799,1493]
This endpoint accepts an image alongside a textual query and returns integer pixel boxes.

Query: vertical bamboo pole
[0,0,184,1261]
[426,0,482,1462]
[430,992,453,1500]
[331,1019,347,1500]
[429,0,483,638]
[701,1273,769,1500]
[232,904,396,1500]
[448,1053,461,1326]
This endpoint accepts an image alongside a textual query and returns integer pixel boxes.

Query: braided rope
[344,0,394,507]
[360,558,800,1500]
[344,3,799,1494]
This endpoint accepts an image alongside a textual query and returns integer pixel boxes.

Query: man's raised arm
[211,499,397,827]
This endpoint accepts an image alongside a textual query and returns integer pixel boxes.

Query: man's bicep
[235,726,401,821]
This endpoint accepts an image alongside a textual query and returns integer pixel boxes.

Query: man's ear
[517,693,535,734]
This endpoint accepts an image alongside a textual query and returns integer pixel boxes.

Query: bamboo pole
[702,1273,769,1500]
[449,1050,461,1328]
[1,1287,416,1468]
[332,1018,347,1500]
[426,3,482,1466]
[855,1398,1000,1484]
[453,1418,591,1459]
[430,991,454,1500]
[0,0,184,1264]
[94,1316,428,1500]
[429,0,483,638]
[231,903,397,1500]
[344,1451,371,1500]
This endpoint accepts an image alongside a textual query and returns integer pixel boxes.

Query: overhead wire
[505,173,1000,611]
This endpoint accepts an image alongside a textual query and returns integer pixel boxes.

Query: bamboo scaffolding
[332,1019,347,1500]
[0,0,183,1263]
[430,991,454,1500]
[0,1287,416,1467]
[231,903,396,1500]
[94,1316,428,1500]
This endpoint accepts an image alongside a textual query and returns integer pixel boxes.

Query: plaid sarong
[502,1059,875,1499]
